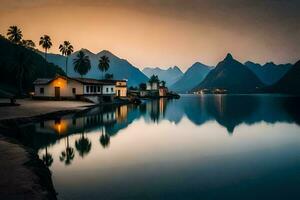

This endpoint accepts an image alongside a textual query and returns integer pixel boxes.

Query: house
[33,75,117,101]
[146,81,159,90]
[159,86,168,97]
[113,80,127,97]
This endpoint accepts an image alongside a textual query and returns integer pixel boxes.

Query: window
[111,87,114,92]
[72,118,76,125]
[106,88,108,92]
[40,87,44,94]
[40,121,44,128]
[72,88,76,94]
[98,86,100,93]
[86,86,89,93]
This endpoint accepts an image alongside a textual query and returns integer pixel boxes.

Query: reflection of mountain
[20,95,300,153]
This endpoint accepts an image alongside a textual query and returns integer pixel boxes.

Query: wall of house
[34,77,83,98]
[146,82,158,90]
[103,85,115,95]
[116,87,127,97]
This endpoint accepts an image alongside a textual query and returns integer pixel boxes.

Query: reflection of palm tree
[75,132,91,158]
[99,127,110,148]
[60,136,75,165]
[42,146,53,167]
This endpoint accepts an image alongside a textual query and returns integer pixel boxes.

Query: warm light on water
[20,95,300,199]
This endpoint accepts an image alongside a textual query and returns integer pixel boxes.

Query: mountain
[266,60,300,94]
[245,61,292,85]
[44,49,148,86]
[170,62,212,93]
[142,66,183,86]
[193,54,264,93]
[0,36,64,95]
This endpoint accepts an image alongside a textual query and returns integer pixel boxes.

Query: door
[55,87,60,100]
[117,90,121,97]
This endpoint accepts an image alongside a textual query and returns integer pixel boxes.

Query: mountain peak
[225,53,234,60]
[97,50,115,57]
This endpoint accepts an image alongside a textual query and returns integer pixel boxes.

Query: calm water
[19,94,300,200]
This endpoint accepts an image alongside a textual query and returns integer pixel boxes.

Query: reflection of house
[33,75,127,100]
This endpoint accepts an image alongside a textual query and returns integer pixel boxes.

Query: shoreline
[0,98,137,199]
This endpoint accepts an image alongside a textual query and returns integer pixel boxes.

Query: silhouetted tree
[21,40,35,49]
[7,26,23,44]
[105,73,113,80]
[73,51,91,78]
[42,146,53,167]
[75,132,92,158]
[59,41,74,76]
[99,127,110,148]
[13,50,33,95]
[161,80,166,87]
[60,136,75,166]
[98,55,110,79]
[139,83,147,90]
[39,35,52,61]
[149,75,159,84]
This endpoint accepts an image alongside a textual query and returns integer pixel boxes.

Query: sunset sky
[0,0,299,71]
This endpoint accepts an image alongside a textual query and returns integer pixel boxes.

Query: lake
[19,94,300,199]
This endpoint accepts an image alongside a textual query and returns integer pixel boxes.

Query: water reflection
[22,95,300,165]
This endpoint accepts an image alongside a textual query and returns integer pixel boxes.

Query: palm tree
[39,35,52,61]
[59,136,75,166]
[42,146,53,167]
[59,41,74,76]
[98,55,110,79]
[21,40,36,49]
[7,26,23,44]
[99,126,110,148]
[73,51,91,78]
[75,132,92,158]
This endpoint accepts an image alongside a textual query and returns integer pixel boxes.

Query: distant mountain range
[170,62,212,93]
[244,61,292,85]
[142,66,183,86]
[43,49,148,86]
[265,60,300,94]
[193,54,264,93]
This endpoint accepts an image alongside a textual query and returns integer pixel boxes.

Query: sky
[0,0,299,71]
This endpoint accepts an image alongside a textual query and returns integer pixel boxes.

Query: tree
[73,51,91,78]
[99,126,110,148]
[13,50,33,95]
[75,132,92,158]
[105,73,113,80]
[42,147,53,167]
[161,80,166,87]
[59,41,74,76]
[149,75,159,84]
[98,55,110,79]
[7,26,23,44]
[21,40,35,49]
[39,35,52,61]
[60,136,75,166]
[139,83,147,90]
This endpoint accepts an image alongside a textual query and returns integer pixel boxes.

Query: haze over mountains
[43,49,148,86]
[142,66,183,87]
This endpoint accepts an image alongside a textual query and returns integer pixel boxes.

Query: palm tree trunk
[66,57,68,76]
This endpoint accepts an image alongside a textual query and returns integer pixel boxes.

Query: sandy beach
[0,98,94,120]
